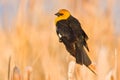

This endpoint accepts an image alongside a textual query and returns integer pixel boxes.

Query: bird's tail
[87,65,97,75]
[75,44,91,66]
[75,43,96,75]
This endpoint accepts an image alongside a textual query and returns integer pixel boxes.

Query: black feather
[55,15,95,74]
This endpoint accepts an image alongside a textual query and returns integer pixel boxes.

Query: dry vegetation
[0,0,119,80]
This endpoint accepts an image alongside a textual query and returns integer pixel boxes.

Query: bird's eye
[59,13,64,16]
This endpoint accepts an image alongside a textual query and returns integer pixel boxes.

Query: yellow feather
[55,9,71,24]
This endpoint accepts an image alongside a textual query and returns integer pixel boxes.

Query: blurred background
[0,0,120,80]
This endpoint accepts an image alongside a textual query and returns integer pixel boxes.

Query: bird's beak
[55,12,60,16]
[55,12,63,16]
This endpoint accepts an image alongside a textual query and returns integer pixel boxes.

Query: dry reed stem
[105,49,117,80]
[68,61,76,80]
[23,66,32,80]
[11,66,21,80]
[8,56,11,80]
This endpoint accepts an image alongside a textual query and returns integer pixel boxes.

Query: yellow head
[55,9,71,24]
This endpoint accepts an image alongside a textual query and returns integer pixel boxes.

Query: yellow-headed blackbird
[55,9,96,74]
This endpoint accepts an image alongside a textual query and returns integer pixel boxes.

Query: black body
[56,15,91,67]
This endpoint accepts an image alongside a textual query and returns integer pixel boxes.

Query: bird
[54,9,96,74]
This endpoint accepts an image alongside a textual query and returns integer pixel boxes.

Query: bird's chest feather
[56,20,75,41]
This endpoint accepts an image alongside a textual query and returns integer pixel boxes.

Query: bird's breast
[56,20,76,42]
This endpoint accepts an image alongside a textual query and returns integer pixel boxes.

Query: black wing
[68,16,91,66]
[56,20,76,56]
[68,16,89,51]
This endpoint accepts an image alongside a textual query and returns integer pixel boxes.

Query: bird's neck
[55,15,71,24]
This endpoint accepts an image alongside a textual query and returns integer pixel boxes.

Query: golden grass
[0,0,119,80]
